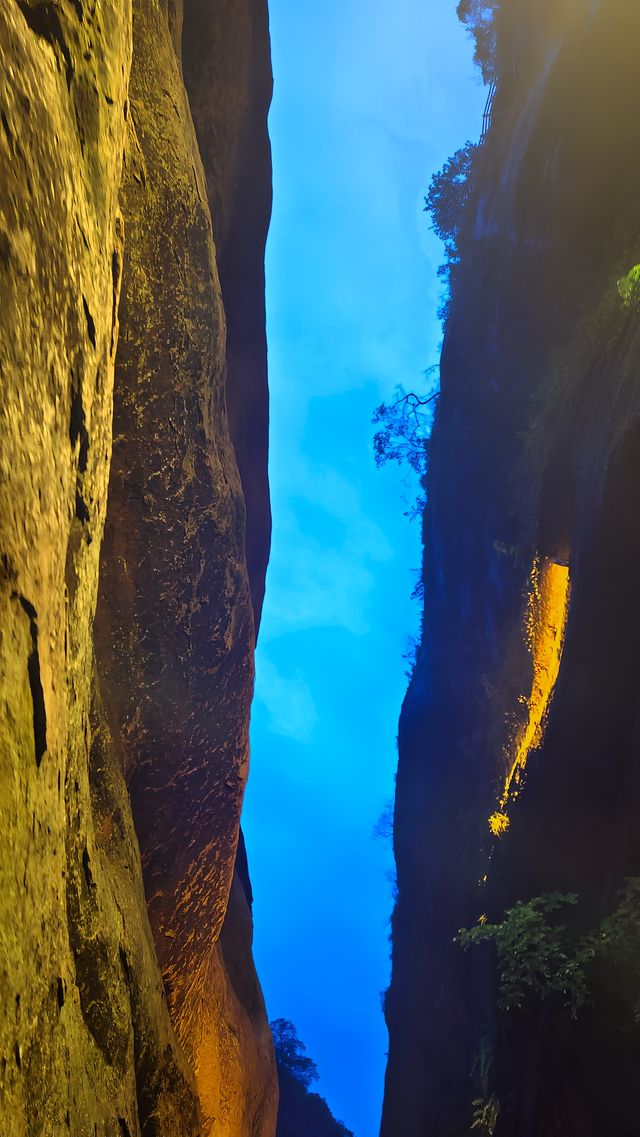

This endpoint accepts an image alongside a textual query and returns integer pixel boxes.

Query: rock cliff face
[0,1,275,1134]
[382,2,640,1135]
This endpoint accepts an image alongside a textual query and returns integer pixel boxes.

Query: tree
[372,384,436,473]
[372,383,435,524]
[424,141,477,262]
[424,141,477,323]
[457,0,499,83]
[271,1018,319,1090]
[271,1019,354,1137]
[372,799,394,842]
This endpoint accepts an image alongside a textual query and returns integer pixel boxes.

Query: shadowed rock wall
[183,0,273,630]
[382,2,640,1134]
[0,1,275,1133]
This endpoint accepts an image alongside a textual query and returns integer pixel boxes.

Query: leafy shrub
[457,893,593,1015]
[594,876,640,1020]
[458,879,640,1019]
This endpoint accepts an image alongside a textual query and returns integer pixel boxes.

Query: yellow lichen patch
[489,557,571,837]
[489,811,510,837]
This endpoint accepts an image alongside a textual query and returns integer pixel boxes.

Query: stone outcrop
[382,2,640,1134]
[182,0,272,630]
[0,1,275,1133]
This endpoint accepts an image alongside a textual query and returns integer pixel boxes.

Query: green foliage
[597,877,640,957]
[471,1093,500,1135]
[469,1032,499,1135]
[458,880,640,1020]
[592,877,640,1020]
[457,894,593,1015]
[617,262,640,304]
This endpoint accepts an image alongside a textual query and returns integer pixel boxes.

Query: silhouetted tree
[372,799,394,842]
[372,384,436,474]
[372,141,476,499]
[372,109,478,530]
[372,382,435,521]
[271,1019,354,1137]
[271,1018,319,1090]
[424,141,477,263]
[457,0,499,82]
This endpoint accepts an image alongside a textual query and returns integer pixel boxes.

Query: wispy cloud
[255,654,318,743]
[264,453,393,638]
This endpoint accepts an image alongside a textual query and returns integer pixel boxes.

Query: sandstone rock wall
[182,0,272,629]
[0,1,275,1134]
[382,2,640,1134]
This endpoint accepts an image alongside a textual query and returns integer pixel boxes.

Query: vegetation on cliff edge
[272,1019,354,1137]
[458,878,640,1018]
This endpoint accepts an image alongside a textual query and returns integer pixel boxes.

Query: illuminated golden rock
[0,1,275,1133]
[489,557,571,837]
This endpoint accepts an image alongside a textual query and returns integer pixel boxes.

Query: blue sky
[242,4,485,1135]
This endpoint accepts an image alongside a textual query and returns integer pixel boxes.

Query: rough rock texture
[182,0,273,629]
[0,0,275,1133]
[382,2,640,1135]
[94,0,257,1079]
[208,857,278,1137]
